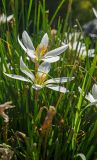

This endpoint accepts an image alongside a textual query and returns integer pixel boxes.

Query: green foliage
[0,0,97,160]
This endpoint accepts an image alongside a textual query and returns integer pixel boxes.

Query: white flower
[0,13,13,24]
[63,32,83,42]
[4,57,74,93]
[68,41,95,57]
[61,32,95,58]
[92,8,97,18]
[78,84,97,105]
[18,31,68,63]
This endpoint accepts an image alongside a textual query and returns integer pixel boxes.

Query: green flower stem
[34,61,39,116]
[72,74,87,150]
[55,93,63,110]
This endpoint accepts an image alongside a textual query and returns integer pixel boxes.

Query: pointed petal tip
[22,30,28,35]
[92,8,97,18]
[45,44,68,57]
[42,56,60,63]
[18,35,26,52]
[40,33,49,48]
[4,72,30,82]
[44,33,48,36]
[22,31,35,51]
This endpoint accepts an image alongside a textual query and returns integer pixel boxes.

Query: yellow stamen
[35,45,47,57]
[35,73,47,85]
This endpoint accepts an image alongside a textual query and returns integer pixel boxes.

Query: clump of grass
[0,0,97,160]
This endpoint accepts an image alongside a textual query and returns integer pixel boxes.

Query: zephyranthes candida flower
[18,31,68,63]
[78,84,97,105]
[0,13,13,24]
[4,57,74,93]
[61,32,95,58]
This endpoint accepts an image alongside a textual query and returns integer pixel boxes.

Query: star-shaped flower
[18,31,68,63]
[0,13,13,24]
[4,57,74,93]
[69,41,95,58]
[61,33,95,58]
[78,84,97,105]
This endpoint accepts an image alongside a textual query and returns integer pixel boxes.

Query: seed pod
[41,106,56,133]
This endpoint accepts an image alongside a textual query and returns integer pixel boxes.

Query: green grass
[0,0,97,160]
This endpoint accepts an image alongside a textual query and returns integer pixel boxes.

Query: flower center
[35,73,47,85]
[35,44,47,60]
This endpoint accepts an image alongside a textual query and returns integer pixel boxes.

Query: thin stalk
[55,93,63,110]
[34,61,39,117]
[27,0,33,26]
[37,1,41,33]
[33,0,37,33]
[72,73,87,150]
[49,0,65,26]
[62,0,72,39]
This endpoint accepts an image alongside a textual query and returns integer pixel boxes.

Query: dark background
[0,0,97,28]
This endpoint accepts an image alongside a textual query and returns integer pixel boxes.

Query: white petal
[46,84,69,93]
[20,57,35,81]
[4,73,30,82]
[92,84,97,99]
[70,41,86,53]
[78,86,95,103]
[18,37,36,59]
[89,33,97,38]
[0,13,6,23]
[92,8,97,18]
[26,49,36,59]
[42,56,60,63]
[32,84,42,90]
[38,62,51,75]
[22,31,35,50]
[40,33,49,48]
[85,92,95,103]
[76,153,86,160]
[45,77,74,85]
[45,45,68,57]
[18,36,26,52]
[7,14,13,22]
[88,49,95,57]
